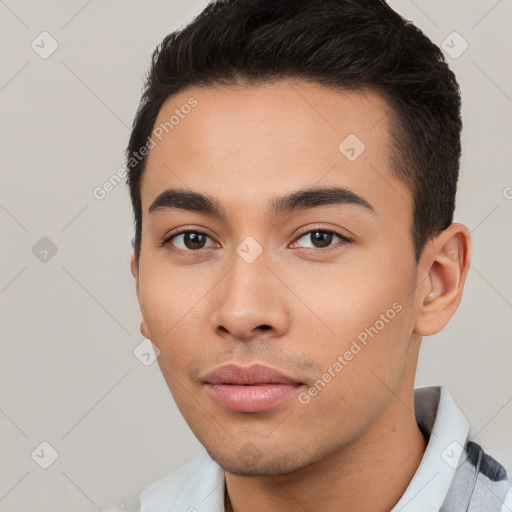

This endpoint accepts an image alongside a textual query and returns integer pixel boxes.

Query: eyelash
[160,227,352,255]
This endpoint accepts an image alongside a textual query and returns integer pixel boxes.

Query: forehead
[140,80,412,225]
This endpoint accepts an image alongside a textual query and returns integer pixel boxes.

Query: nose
[210,250,290,343]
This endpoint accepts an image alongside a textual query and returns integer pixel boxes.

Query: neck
[224,340,427,512]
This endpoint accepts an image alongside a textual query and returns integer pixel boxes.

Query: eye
[163,230,217,251]
[292,229,351,250]
[161,227,351,254]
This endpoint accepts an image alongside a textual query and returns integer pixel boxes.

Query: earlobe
[414,223,471,336]
[140,320,150,339]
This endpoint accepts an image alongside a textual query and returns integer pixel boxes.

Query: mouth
[202,363,304,413]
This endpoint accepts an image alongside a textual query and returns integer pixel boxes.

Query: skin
[130,80,471,512]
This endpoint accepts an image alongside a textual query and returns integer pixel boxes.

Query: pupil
[312,231,332,248]
[185,233,205,249]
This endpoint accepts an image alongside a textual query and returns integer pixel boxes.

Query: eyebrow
[148,186,375,219]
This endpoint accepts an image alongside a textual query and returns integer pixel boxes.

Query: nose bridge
[211,243,289,340]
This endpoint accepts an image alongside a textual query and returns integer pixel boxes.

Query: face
[132,80,425,476]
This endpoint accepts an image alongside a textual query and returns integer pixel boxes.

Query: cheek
[137,263,208,369]
[292,286,416,442]
[290,262,416,384]
[292,262,413,337]
[139,252,201,332]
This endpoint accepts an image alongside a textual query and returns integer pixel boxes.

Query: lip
[202,363,304,413]
[202,363,301,385]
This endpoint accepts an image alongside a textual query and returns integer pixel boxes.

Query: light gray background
[1,1,511,510]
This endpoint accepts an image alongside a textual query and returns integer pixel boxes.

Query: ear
[414,223,471,336]
[130,251,151,339]
[130,251,139,282]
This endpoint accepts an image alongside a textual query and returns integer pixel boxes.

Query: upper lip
[202,363,301,385]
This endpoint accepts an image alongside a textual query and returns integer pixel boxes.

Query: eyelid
[161,227,218,252]
[293,225,352,241]
[162,225,352,253]
[290,226,352,250]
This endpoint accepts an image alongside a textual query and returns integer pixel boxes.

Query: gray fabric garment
[440,441,510,512]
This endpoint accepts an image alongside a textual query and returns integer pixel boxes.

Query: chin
[205,444,319,477]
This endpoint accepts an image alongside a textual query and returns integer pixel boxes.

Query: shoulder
[102,449,223,512]
[102,495,141,512]
[442,440,512,512]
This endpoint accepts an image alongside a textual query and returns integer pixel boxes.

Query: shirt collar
[391,385,469,511]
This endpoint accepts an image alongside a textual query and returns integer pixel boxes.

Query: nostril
[259,325,272,330]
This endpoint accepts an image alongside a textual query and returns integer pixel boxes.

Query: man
[106,0,511,510]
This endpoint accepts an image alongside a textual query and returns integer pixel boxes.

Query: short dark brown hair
[126,0,462,264]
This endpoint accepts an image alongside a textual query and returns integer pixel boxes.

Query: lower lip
[204,383,302,412]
